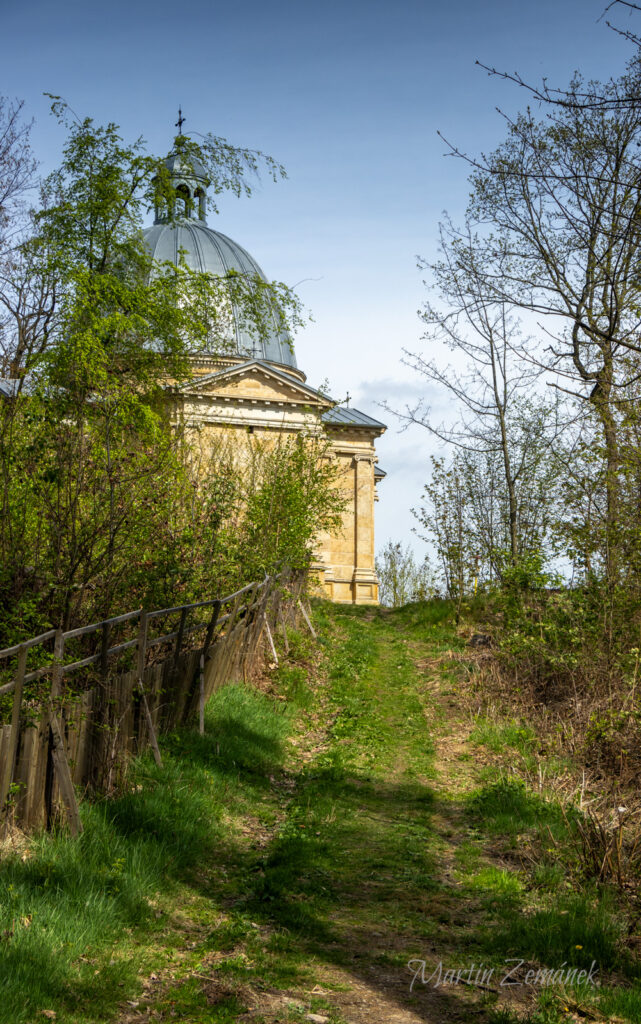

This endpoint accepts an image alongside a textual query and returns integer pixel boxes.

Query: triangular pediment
[176,360,333,408]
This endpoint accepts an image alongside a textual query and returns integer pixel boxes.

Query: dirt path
[114,604,630,1024]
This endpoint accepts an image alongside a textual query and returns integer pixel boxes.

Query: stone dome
[143,150,297,370]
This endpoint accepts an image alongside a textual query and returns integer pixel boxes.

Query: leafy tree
[234,433,345,582]
[0,102,320,638]
[375,541,436,607]
[414,456,471,605]
[405,218,558,569]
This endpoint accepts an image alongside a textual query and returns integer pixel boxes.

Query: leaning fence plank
[136,612,163,768]
[48,630,83,837]
[0,644,27,824]
[263,613,278,666]
[297,598,317,638]
[203,600,222,659]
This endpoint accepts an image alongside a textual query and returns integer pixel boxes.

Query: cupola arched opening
[175,183,190,218]
[194,187,205,221]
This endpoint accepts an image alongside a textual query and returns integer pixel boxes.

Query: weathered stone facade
[169,355,385,605]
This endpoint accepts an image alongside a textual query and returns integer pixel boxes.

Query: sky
[0,0,634,561]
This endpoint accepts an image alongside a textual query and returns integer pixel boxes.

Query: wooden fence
[0,571,312,834]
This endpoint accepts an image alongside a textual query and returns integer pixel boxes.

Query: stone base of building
[316,566,380,605]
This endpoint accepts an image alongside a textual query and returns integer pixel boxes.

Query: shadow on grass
[0,668,637,1024]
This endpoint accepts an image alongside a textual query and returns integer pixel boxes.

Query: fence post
[0,644,27,827]
[48,629,83,837]
[100,620,111,678]
[203,600,222,660]
[198,653,205,736]
[173,607,188,670]
[136,610,163,768]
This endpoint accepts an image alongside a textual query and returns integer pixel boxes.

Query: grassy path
[0,602,639,1023]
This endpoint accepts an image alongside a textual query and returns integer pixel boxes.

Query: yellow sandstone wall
[169,361,383,605]
[315,428,380,605]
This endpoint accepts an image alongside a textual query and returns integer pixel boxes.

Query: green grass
[471,717,537,755]
[466,777,569,836]
[0,598,639,1023]
[0,683,291,1023]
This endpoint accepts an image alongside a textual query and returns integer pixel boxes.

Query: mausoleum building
[144,152,385,604]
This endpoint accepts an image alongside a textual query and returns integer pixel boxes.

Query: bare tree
[394,219,555,567]
[472,3,641,111]
[448,79,641,582]
[0,97,41,377]
[0,97,35,254]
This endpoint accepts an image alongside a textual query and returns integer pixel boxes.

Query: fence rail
[0,571,309,835]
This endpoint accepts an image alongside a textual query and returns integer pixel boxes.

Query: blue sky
[1,0,634,558]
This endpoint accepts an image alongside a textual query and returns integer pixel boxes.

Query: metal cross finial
[175,107,186,135]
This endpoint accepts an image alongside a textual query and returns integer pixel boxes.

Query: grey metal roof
[322,405,387,429]
[143,221,297,370]
[374,465,387,479]
[0,378,21,398]
[164,152,208,181]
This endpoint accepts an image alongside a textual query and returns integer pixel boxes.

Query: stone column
[351,455,379,604]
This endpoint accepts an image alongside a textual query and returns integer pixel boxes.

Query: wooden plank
[74,691,93,784]
[24,721,48,830]
[0,629,56,661]
[62,652,101,675]
[16,726,37,829]
[203,600,222,658]
[49,711,83,836]
[263,614,278,666]
[63,608,140,640]
[204,642,223,697]
[105,638,138,658]
[297,598,317,638]
[150,663,163,733]
[48,630,83,837]
[0,644,27,823]
[100,621,111,677]
[136,612,163,768]
[86,677,106,792]
[248,583,272,671]
[199,599,222,705]
[199,653,205,735]
[218,580,260,604]
[173,607,188,669]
